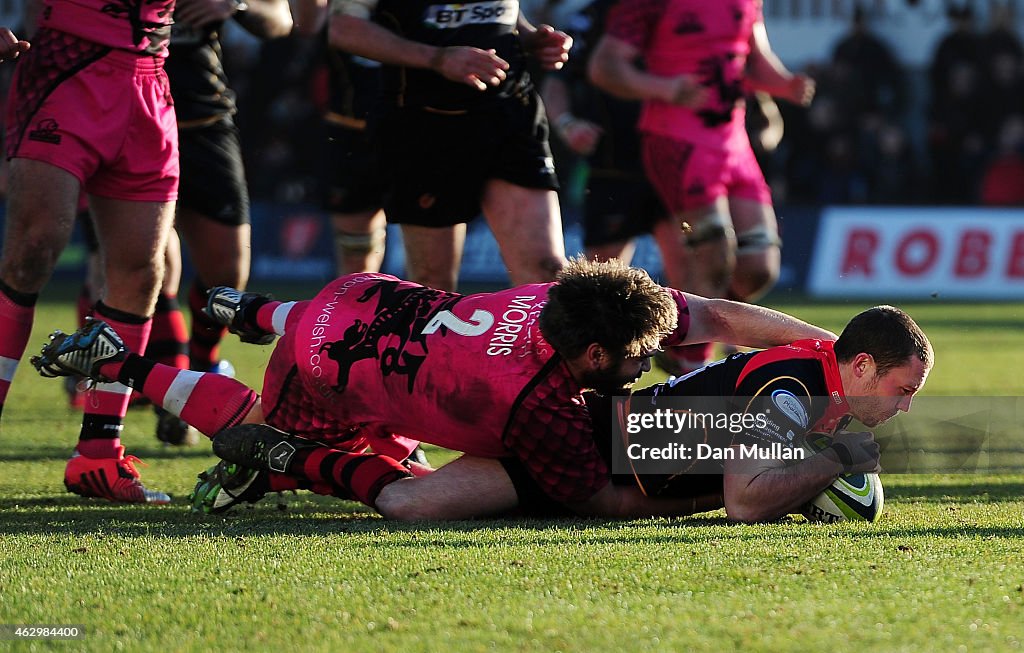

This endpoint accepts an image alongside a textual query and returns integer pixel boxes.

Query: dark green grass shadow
[1,497,1021,542]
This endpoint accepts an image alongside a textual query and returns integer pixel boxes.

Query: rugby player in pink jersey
[588,0,815,376]
[31,258,835,517]
[1,0,178,502]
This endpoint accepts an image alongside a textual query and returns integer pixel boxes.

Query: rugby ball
[799,433,885,523]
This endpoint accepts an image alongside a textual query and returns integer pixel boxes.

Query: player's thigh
[481,180,566,284]
[400,223,466,291]
[0,159,80,290]
[375,455,519,520]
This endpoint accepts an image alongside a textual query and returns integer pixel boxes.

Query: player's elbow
[725,501,778,524]
[722,483,785,524]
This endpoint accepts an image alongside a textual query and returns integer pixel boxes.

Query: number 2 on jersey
[421,309,494,336]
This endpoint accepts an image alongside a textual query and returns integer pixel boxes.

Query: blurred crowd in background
[2,1,1023,211]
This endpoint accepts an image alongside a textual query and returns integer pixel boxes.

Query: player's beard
[580,364,643,396]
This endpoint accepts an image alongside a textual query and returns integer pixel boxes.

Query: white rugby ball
[801,472,884,523]
[799,432,884,523]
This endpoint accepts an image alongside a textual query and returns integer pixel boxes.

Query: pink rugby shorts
[5,29,178,202]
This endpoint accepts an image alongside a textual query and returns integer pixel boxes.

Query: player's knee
[334,228,386,256]
[731,227,781,300]
[0,245,61,289]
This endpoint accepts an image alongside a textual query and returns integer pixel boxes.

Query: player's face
[853,356,930,427]
[584,349,656,395]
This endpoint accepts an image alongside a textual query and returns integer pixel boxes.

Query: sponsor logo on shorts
[418,193,436,210]
[423,1,518,29]
[28,119,61,145]
[538,156,555,175]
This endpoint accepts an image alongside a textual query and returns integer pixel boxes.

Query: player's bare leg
[652,199,736,375]
[482,180,566,284]
[333,209,387,274]
[586,239,638,265]
[727,197,780,302]
[375,456,519,520]
[400,223,466,291]
[0,160,78,420]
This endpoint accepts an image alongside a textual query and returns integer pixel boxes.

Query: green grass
[1,291,1023,651]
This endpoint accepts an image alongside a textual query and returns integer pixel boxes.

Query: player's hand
[521,24,572,71]
[0,27,29,63]
[825,430,880,474]
[755,120,784,152]
[173,0,245,28]
[782,73,815,107]
[556,116,603,156]
[430,46,509,91]
[660,74,710,108]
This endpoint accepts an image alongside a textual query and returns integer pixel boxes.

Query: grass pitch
[1,291,1022,652]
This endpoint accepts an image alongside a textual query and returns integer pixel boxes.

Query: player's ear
[584,342,607,370]
[852,352,875,379]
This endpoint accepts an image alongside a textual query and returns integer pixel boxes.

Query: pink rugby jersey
[605,0,762,148]
[39,0,174,56]
[290,273,692,503]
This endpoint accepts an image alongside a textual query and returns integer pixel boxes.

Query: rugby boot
[64,446,171,504]
[213,423,325,473]
[31,319,127,382]
[188,459,269,514]
[204,287,276,345]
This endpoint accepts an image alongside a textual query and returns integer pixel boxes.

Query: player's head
[835,305,933,426]
[540,256,677,393]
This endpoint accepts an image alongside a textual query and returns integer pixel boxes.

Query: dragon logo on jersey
[423,1,518,29]
[319,280,461,394]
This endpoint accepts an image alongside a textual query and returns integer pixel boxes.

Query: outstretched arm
[678,293,837,348]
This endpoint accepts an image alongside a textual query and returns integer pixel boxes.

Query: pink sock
[0,290,35,413]
[77,307,152,457]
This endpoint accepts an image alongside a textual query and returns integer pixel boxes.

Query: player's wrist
[428,46,446,73]
[824,441,855,474]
